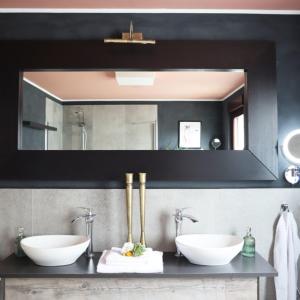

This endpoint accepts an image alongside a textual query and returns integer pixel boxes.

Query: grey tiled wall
[1,188,299,299]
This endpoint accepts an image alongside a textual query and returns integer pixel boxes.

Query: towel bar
[281,204,289,212]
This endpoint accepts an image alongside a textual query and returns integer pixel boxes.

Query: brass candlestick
[139,173,147,246]
[125,173,133,243]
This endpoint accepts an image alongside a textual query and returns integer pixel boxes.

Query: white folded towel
[97,249,163,273]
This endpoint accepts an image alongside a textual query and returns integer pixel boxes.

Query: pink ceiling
[1,0,300,10]
[24,71,245,101]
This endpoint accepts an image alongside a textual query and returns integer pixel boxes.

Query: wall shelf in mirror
[23,121,57,132]
[0,40,277,187]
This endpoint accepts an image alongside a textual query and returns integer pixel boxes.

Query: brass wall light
[104,21,156,45]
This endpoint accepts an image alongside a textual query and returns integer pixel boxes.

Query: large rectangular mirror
[0,40,277,187]
[21,70,245,151]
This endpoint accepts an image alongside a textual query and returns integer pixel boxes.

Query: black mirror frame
[0,40,277,188]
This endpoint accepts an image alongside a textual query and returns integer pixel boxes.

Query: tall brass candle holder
[139,173,147,246]
[125,173,133,243]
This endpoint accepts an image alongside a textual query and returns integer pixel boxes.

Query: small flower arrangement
[121,242,145,257]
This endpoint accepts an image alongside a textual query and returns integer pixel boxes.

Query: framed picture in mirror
[178,121,202,149]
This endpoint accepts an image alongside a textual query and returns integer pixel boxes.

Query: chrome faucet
[174,208,199,257]
[72,207,96,258]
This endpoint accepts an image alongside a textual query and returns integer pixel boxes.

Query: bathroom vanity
[0,39,279,299]
[0,252,276,300]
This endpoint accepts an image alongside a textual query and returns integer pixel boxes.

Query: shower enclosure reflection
[75,109,87,150]
[62,104,157,150]
[20,70,245,151]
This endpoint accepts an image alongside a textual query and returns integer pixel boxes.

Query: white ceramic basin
[175,234,244,266]
[21,235,90,266]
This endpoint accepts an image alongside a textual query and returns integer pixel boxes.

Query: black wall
[0,13,299,187]
[158,102,223,150]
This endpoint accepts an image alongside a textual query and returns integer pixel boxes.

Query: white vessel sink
[21,235,90,266]
[175,234,244,266]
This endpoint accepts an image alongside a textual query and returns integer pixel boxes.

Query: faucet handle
[77,207,93,215]
[175,207,190,215]
[72,207,96,223]
[174,207,190,221]
[72,215,84,223]
[174,208,199,223]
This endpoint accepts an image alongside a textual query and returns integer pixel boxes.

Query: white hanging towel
[274,211,300,300]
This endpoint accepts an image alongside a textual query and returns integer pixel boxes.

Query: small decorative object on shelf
[211,137,222,150]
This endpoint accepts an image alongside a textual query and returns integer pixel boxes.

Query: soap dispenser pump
[242,227,255,257]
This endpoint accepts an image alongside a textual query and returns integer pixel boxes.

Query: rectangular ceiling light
[115,72,155,86]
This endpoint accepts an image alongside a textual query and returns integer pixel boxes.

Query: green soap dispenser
[14,226,26,257]
[242,227,255,257]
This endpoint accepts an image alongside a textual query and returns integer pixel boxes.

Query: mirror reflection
[20,70,245,151]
